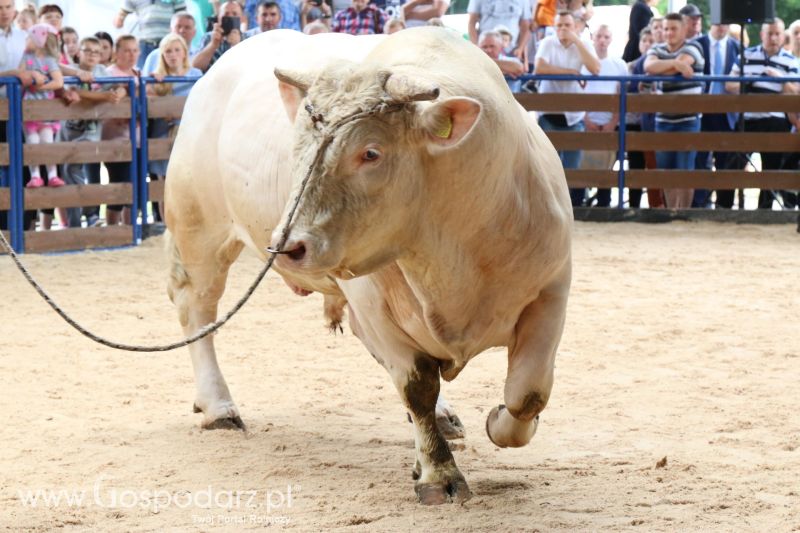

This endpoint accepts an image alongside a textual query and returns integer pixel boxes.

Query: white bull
[165,28,572,504]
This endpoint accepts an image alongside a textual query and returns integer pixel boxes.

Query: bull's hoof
[415,474,471,505]
[193,402,247,432]
[485,404,538,448]
[202,415,246,431]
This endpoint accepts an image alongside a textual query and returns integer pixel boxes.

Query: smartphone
[221,16,240,35]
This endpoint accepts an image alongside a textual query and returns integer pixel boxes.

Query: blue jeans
[138,40,159,70]
[655,117,700,170]
[538,115,584,206]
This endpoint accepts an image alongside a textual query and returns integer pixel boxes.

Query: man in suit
[694,23,741,208]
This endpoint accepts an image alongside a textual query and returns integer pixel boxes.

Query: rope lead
[0,99,412,352]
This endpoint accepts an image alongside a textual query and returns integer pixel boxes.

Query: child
[494,25,514,55]
[15,4,36,31]
[61,27,80,64]
[20,23,64,189]
[94,32,115,66]
[59,37,125,227]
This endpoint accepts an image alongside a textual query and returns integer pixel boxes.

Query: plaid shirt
[331,4,389,35]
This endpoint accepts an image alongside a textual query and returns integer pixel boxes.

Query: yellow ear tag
[434,117,452,139]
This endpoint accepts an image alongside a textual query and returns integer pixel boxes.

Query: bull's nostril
[287,243,306,261]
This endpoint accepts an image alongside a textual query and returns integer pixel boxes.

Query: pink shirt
[101,64,139,141]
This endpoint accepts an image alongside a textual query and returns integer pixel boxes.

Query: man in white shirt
[578,24,627,207]
[0,0,32,91]
[534,10,600,207]
[0,0,35,232]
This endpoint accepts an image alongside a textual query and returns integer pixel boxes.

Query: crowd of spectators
[0,0,799,233]
[521,1,800,211]
[0,0,448,231]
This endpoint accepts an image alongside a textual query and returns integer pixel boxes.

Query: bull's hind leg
[486,276,569,448]
[166,229,245,430]
[391,354,471,505]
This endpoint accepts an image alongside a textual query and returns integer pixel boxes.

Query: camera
[220,16,240,36]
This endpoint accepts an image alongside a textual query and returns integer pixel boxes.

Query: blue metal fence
[0,75,200,253]
[2,73,798,253]
[514,73,800,210]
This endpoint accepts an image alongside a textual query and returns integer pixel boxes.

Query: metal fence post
[617,81,627,209]
[8,82,24,252]
[128,78,140,244]
[138,77,149,232]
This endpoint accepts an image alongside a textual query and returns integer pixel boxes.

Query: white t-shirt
[581,55,628,126]
[0,27,27,97]
[534,34,598,126]
[467,0,532,44]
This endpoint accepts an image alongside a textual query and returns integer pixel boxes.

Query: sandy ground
[1,221,798,532]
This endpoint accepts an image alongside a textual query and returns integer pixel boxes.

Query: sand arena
[1,221,798,531]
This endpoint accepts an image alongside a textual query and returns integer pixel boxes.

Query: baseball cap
[679,4,702,18]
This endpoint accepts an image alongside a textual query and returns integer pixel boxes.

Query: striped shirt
[331,5,389,35]
[646,40,705,123]
[122,0,187,42]
[730,45,799,120]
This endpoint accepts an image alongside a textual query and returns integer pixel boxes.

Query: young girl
[20,23,64,189]
[15,4,36,31]
[94,32,115,66]
[148,34,202,220]
[61,27,80,64]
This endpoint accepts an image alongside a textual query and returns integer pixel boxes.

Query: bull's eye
[361,148,381,162]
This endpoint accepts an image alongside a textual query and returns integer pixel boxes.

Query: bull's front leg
[167,229,246,431]
[392,354,471,505]
[486,275,569,448]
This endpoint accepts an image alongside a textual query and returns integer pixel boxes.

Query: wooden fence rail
[515,92,800,192]
[2,90,800,253]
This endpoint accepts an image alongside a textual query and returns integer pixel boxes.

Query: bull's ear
[274,67,314,123]
[419,97,481,149]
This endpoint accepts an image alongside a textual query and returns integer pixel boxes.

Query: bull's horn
[274,67,315,92]
[380,72,440,102]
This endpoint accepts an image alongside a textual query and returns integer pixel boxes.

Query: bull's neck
[393,164,528,350]
[395,234,485,352]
